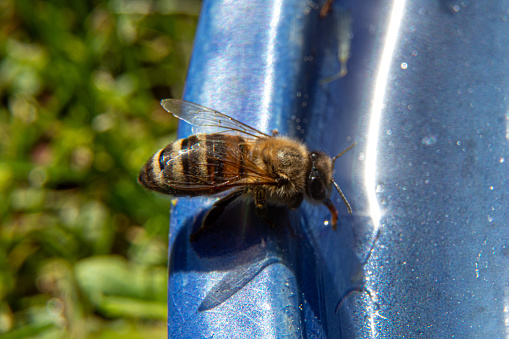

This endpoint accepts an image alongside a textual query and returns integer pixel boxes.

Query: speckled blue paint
[167,0,509,338]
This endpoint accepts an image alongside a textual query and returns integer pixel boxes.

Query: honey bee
[138,99,355,239]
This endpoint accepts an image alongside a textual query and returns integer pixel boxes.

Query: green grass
[0,0,200,337]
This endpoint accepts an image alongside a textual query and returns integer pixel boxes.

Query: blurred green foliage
[0,0,200,337]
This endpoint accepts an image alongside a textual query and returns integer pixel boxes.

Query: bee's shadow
[169,202,304,313]
[168,200,365,336]
[170,201,294,272]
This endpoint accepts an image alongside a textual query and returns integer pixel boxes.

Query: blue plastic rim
[167,0,509,338]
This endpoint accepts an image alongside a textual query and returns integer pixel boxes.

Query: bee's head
[305,143,355,215]
[305,151,334,202]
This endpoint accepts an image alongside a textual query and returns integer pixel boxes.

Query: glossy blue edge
[167,0,509,337]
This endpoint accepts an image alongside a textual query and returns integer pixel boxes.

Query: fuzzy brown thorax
[250,136,309,207]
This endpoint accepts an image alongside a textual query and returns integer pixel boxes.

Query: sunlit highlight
[365,0,406,233]
[364,0,406,337]
[504,286,509,339]
[260,0,283,133]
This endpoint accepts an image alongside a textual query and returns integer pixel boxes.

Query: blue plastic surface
[167,0,509,337]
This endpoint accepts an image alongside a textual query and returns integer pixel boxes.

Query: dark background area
[0,0,200,337]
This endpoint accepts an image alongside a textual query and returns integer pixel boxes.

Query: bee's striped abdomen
[179,135,202,183]
[203,134,247,184]
[147,134,249,196]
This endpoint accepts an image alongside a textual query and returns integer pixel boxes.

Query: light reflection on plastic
[365,0,406,235]
[260,0,283,134]
[365,0,406,335]
[504,285,509,339]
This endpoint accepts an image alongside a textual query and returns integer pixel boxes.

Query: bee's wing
[161,99,271,139]
[162,136,278,192]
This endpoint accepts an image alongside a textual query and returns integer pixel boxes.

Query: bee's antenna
[333,180,352,214]
[331,142,357,168]
[331,142,356,214]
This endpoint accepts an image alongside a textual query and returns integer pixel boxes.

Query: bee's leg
[254,190,275,227]
[190,189,243,241]
[323,198,339,231]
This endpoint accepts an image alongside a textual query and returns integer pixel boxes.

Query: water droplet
[401,62,408,69]
[421,135,437,146]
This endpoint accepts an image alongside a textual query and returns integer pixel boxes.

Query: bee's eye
[307,152,328,201]
[309,175,326,201]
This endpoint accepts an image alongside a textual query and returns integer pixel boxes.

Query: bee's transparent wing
[161,99,271,139]
[161,137,278,192]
